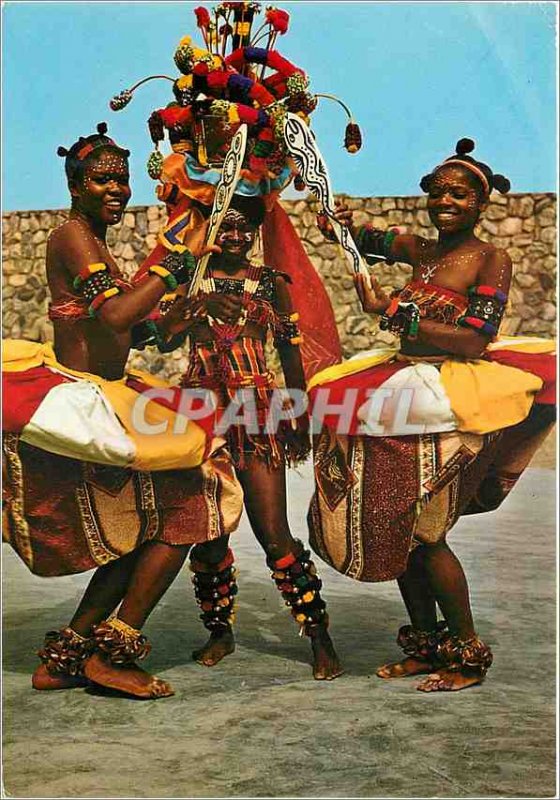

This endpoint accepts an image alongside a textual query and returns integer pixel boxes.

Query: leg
[189,537,237,667]
[33,550,141,691]
[416,542,492,692]
[377,546,444,679]
[83,541,190,699]
[238,458,343,681]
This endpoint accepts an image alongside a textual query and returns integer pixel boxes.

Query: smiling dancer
[3,124,243,699]
[152,193,343,681]
[310,138,555,691]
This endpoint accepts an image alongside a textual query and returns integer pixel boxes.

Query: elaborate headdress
[57,122,130,181]
[109,3,361,187]
[420,138,511,197]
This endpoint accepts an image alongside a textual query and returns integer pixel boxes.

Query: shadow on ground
[2,461,556,799]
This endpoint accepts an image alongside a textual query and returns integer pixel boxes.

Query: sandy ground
[2,432,556,799]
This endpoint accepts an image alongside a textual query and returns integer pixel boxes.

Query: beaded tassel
[190,549,238,631]
[37,627,92,676]
[268,540,328,635]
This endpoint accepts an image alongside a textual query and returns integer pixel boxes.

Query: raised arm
[51,222,195,334]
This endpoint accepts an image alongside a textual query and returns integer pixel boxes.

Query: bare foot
[32,663,89,691]
[416,669,484,692]
[309,625,344,681]
[376,656,434,679]
[83,652,174,699]
[192,626,235,667]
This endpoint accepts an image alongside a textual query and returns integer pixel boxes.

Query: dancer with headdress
[310,139,555,691]
[107,3,361,680]
[2,124,243,699]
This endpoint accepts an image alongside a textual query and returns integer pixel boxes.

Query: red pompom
[194,6,211,28]
[265,7,290,34]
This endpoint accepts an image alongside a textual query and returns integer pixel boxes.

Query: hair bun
[493,174,511,194]
[456,138,475,155]
[57,146,68,157]
[97,121,108,135]
[419,174,432,192]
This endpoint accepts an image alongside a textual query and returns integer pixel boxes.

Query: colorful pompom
[194,6,211,28]
[174,38,195,74]
[147,149,164,180]
[110,90,133,111]
[265,7,290,34]
[344,122,362,154]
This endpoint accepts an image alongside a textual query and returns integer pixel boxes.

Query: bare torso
[400,234,504,357]
[47,219,131,380]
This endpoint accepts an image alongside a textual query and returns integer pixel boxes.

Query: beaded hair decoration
[57,122,130,180]
[420,138,511,198]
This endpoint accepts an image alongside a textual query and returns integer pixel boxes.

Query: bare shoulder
[47,218,104,276]
[393,233,434,265]
[478,245,512,292]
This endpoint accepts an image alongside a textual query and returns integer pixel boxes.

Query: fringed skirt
[181,337,309,470]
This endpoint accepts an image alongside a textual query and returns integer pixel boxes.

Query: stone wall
[2,193,556,382]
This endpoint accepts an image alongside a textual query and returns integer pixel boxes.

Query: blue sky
[2,1,557,211]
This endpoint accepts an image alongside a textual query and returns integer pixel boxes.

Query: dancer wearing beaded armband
[2,124,243,700]
[311,139,555,691]
[154,193,342,681]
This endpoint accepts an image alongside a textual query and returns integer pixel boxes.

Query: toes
[150,679,174,698]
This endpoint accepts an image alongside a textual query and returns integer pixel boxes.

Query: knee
[191,537,229,565]
[262,540,293,563]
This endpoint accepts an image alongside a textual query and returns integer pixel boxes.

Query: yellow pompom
[302,591,315,603]
[176,75,193,91]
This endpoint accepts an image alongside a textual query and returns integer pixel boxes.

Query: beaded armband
[130,320,160,350]
[273,312,303,347]
[158,249,197,286]
[73,262,122,317]
[380,300,420,340]
[148,264,178,292]
[456,285,507,338]
[355,225,401,265]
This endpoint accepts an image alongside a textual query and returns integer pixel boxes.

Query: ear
[68,177,81,198]
[478,197,489,214]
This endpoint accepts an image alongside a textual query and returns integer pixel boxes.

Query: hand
[285,412,311,463]
[159,296,206,336]
[203,292,243,323]
[200,243,222,258]
[332,200,354,228]
[354,273,391,315]
[317,201,354,242]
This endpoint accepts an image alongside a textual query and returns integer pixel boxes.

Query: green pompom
[174,43,195,74]
[147,150,164,180]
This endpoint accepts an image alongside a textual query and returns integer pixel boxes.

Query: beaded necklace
[201,260,264,350]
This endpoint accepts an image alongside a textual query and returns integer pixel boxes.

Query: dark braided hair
[57,122,130,183]
[420,138,511,197]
